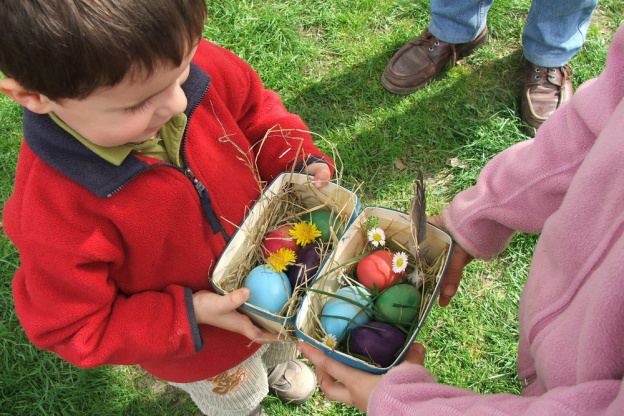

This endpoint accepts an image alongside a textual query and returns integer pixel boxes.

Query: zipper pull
[186,168,209,196]
[185,167,230,242]
[193,176,207,194]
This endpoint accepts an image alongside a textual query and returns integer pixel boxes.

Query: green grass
[1,1,622,415]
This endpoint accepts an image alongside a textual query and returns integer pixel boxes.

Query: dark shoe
[267,359,316,405]
[521,59,573,137]
[381,27,489,95]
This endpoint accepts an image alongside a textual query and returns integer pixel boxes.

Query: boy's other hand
[428,215,474,307]
[305,162,331,188]
[192,288,274,342]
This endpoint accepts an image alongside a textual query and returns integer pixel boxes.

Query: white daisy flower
[321,333,337,349]
[367,227,386,247]
[392,251,409,274]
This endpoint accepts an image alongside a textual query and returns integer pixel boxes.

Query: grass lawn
[1,1,622,415]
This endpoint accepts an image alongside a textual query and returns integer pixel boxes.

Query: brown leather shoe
[381,27,489,95]
[521,59,573,137]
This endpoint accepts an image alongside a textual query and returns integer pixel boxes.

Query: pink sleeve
[441,101,599,260]
[442,25,624,261]
[368,364,624,416]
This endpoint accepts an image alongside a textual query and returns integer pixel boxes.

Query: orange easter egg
[356,250,402,291]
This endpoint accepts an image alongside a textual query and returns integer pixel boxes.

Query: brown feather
[409,168,427,257]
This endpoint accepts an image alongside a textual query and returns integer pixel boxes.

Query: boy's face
[45,46,198,147]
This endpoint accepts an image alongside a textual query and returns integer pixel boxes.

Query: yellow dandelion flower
[289,221,322,247]
[267,248,297,273]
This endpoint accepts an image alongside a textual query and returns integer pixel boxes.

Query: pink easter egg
[262,225,298,259]
[356,250,402,292]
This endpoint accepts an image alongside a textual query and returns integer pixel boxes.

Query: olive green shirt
[49,113,188,168]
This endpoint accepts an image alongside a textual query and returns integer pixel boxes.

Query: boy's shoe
[381,27,489,95]
[267,359,317,405]
[521,59,573,137]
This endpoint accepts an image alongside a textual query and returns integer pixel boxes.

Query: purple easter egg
[287,243,321,288]
[348,321,407,367]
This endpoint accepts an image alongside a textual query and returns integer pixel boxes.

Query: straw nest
[211,127,357,339]
[212,127,450,355]
[297,209,451,369]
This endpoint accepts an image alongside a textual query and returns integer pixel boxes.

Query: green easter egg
[303,210,343,243]
[375,284,422,325]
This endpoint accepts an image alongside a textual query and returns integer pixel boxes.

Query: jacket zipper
[106,163,177,198]
[178,80,231,243]
[184,166,231,242]
[106,80,231,243]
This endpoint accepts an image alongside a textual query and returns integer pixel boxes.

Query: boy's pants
[170,342,296,416]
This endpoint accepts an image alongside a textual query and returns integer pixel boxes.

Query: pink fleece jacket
[368,24,624,416]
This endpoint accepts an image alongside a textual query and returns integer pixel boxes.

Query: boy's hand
[428,215,474,307]
[192,288,274,342]
[298,342,426,412]
[305,162,332,188]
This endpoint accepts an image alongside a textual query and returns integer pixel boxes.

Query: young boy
[0,1,332,415]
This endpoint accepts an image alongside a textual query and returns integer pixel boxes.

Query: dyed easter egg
[303,210,343,243]
[262,225,298,259]
[333,286,372,308]
[348,321,407,367]
[320,289,372,342]
[287,243,321,288]
[356,250,403,292]
[375,284,422,325]
[244,265,292,314]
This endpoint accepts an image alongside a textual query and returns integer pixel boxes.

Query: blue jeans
[427,0,598,67]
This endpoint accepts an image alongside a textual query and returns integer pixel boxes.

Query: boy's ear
[0,78,54,114]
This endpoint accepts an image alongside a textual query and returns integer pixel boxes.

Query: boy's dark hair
[0,0,207,101]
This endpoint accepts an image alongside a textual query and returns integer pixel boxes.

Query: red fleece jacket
[3,39,332,383]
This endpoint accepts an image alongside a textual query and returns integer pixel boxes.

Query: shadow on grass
[282,44,529,204]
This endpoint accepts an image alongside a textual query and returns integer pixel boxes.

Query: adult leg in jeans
[428,0,494,44]
[522,0,597,67]
[520,0,598,136]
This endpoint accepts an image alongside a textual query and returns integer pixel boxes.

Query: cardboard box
[295,206,453,373]
[211,172,360,334]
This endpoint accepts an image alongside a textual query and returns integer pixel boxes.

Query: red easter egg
[356,250,402,291]
[262,225,298,258]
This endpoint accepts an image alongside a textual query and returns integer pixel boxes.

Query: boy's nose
[156,84,187,117]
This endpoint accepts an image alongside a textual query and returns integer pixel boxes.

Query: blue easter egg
[332,286,372,308]
[244,265,292,314]
[320,288,372,342]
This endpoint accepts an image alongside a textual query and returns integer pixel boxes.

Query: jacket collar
[22,62,210,198]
